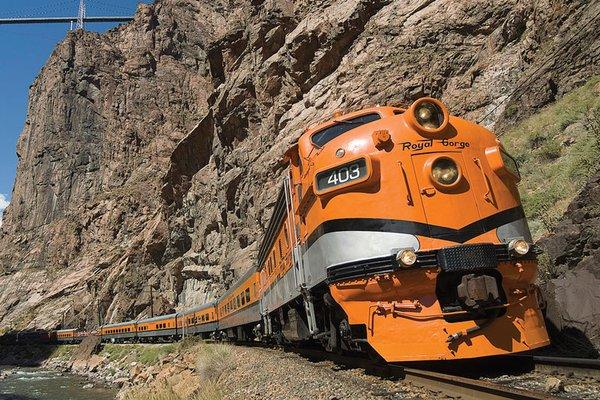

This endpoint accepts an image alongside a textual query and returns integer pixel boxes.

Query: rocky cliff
[538,171,600,356]
[1,0,599,331]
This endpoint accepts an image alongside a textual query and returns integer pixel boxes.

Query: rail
[287,346,557,400]
[512,354,600,378]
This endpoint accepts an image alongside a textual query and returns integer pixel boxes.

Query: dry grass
[123,384,181,400]
[122,343,233,400]
[193,380,224,400]
[196,343,233,381]
[124,381,224,400]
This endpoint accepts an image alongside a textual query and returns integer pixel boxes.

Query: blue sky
[0,0,150,223]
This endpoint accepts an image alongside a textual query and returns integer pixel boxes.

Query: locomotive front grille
[415,244,529,268]
[436,243,498,272]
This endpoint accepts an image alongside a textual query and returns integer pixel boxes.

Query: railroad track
[285,346,559,400]
[513,355,600,379]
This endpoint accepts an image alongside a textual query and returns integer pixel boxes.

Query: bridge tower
[76,0,86,30]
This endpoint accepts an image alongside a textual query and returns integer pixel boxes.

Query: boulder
[544,377,565,393]
[87,355,106,372]
[129,363,144,380]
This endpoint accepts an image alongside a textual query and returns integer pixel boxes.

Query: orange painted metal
[289,100,549,361]
[329,262,548,361]
[100,322,137,336]
[179,305,217,329]
[217,271,260,319]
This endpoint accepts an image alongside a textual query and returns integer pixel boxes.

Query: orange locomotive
[44,97,549,362]
[257,97,549,361]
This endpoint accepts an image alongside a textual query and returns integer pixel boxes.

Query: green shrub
[538,139,562,160]
[138,343,178,365]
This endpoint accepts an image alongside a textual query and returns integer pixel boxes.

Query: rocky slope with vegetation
[502,78,600,354]
[0,0,599,352]
[3,338,450,400]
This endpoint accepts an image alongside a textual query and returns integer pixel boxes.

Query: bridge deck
[0,17,133,25]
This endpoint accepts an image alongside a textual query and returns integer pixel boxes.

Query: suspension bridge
[0,0,135,30]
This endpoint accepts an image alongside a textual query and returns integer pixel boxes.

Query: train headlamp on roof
[407,97,450,135]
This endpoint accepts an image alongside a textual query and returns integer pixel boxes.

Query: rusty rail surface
[399,367,556,400]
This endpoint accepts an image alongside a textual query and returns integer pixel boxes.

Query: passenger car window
[311,113,381,147]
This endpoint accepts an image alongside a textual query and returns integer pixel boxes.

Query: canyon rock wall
[538,171,600,356]
[0,0,599,330]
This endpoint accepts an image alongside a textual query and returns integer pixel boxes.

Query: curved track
[283,346,559,400]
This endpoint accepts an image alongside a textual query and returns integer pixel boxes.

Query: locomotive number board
[316,158,368,193]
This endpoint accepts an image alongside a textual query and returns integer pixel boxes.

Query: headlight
[397,249,417,267]
[509,239,530,256]
[415,101,444,129]
[407,97,449,134]
[431,157,460,186]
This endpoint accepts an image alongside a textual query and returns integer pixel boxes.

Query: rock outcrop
[538,171,600,356]
[0,0,599,330]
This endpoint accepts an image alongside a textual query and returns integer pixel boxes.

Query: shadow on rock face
[543,319,600,359]
[0,342,60,368]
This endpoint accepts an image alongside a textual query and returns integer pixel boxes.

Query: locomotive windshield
[311,113,381,147]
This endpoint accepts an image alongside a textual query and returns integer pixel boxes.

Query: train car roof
[137,313,177,324]
[56,328,77,333]
[102,320,137,328]
[219,266,257,301]
[177,301,216,316]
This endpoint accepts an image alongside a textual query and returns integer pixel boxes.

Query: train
[50,97,550,361]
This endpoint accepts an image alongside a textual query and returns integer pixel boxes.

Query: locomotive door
[410,152,482,243]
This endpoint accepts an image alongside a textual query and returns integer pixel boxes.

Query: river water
[0,367,116,400]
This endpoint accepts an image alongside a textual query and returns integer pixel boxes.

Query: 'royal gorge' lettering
[400,139,470,151]
[401,139,433,151]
